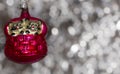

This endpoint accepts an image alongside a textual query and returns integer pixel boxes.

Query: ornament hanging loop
[20,0,30,18]
[20,0,29,9]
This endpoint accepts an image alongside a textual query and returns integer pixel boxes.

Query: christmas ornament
[4,0,48,64]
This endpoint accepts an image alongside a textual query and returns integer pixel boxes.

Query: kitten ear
[38,21,42,24]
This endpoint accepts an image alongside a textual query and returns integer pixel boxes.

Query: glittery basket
[4,8,48,64]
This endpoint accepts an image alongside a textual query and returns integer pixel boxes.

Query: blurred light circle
[78,51,85,58]
[6,0,14,6]
[79,40,87,47]
[111,62,117,69]
[116,21,120,30]
[60,61,69,71]
[104,7,111,14]
[106,67,113,73]
[51,27,59,35]
[68,26,76,36]
[88,69,94,74]
[70,44,79,53]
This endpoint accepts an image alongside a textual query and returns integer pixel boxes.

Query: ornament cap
[20,0,29,9]
[20,8,30,18]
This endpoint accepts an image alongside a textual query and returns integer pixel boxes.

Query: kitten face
[8,19,42,36]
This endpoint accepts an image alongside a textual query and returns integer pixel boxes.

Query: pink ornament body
[4,9,48,64]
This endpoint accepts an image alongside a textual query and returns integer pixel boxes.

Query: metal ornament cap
[4,7,48,64]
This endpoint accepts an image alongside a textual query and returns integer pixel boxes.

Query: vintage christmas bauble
[4,8,48,64]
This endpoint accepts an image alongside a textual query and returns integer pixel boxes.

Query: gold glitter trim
[7,18,42,36]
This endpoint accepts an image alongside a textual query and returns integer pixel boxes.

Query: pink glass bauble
[4,8,48,64]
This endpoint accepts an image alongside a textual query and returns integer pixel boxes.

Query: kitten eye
[11,23,22,30]
[16,23,22,29]
[35,32,39,35]
[17,23,22,28]
[20,31,24,34]
[29,22,39,31]
[26,30,30,34]
[11,26,17,31]
[38,27,41,30]
[11,33,15,36]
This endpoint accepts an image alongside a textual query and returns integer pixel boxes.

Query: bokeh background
[0,0,120,74]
